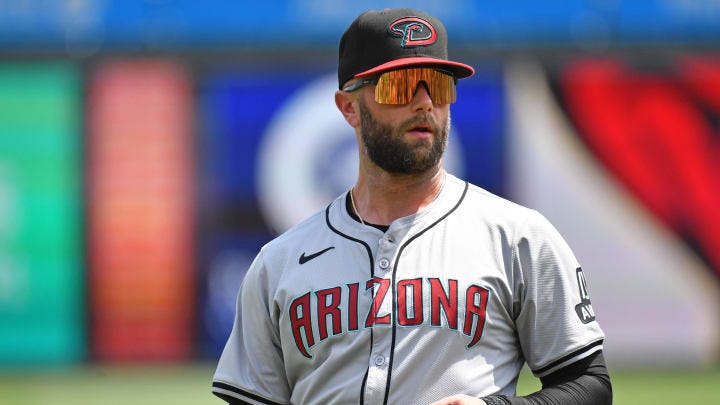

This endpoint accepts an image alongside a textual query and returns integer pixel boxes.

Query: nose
[410,82,433,111]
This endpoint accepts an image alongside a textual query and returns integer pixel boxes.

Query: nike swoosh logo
[299,247,335,264]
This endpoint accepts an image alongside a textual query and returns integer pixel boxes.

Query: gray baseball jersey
[212,174,604,405]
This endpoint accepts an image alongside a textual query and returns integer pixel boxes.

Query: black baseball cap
[338,8,474,89]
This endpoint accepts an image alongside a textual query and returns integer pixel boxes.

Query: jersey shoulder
[460,181,580,270]
[258,203,333,269]
[461,181,540,226]
[269,206,329,244]
[456,180,565,249]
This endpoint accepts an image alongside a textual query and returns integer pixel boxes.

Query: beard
[358,99,449,175]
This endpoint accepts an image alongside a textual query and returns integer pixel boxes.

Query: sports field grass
[0,363,718,404]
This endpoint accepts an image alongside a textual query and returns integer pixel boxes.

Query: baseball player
[213,8,611,405]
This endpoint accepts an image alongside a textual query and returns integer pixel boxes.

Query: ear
[335,90,361,128]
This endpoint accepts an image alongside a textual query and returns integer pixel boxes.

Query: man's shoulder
[457,180,563,240]
[249,207,330,275]
[263,207,330,253]
[460,180,537,219]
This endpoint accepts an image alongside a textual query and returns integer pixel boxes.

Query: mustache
[399,114,441,134]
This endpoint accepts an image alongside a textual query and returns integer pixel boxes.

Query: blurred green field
[0,363,718,404]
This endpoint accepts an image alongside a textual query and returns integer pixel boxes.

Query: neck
[352,164,446,226]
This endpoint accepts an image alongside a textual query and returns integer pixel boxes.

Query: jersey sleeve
[512,210,605,378]
[212,249,291,404]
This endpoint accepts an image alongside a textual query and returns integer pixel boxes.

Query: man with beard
[212,8,612,405]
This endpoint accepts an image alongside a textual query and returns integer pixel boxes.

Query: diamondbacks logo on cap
[388,17,437,47]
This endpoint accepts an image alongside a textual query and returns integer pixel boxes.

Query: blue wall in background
[1,1,719,49]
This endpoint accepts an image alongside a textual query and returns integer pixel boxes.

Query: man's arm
[214,393,251,405]
[212,249,291,404]
[433,350,611,405]
[482,350,612,405]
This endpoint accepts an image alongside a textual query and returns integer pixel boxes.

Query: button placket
[363,234,399,403]
[376,234,396,273]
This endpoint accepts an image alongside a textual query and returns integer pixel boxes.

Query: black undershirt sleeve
[482,350,612,405]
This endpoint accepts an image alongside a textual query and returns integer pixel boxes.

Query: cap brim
[354,57,475,79]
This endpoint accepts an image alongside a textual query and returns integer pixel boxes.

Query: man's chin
[380,154,442,175]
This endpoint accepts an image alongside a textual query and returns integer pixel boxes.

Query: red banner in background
[559,57,720,280]
[87,61,195,361]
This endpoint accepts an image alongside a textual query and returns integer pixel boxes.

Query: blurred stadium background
[1,1,719,404]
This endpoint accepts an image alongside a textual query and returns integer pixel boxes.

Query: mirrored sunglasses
[343,67,457,105]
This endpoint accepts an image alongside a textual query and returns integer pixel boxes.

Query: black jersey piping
[533,339,604,375]
[212,381,285,405]
[325,201,374,277]
[325,202,375,405]
[383,181,469,405]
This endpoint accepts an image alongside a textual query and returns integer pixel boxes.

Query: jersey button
[380,236,394,244]
[374,355,385,366]
[378,258,390,270]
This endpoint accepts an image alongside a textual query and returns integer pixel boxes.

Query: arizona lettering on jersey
[213,175,605,405]
[289,277,489,358]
